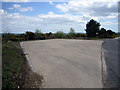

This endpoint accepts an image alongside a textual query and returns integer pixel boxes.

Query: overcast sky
[1,0,119,33]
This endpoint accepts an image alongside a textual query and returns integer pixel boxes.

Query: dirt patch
[17,44,44,88]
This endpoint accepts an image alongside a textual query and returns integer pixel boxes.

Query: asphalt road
[102,38,119,88]
[21,39,103,88]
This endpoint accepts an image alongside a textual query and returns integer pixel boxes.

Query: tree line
[2,19,120,41]
[2,28,86,41]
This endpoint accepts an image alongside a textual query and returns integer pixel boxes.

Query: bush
[25,31,35,40]
[98,28,107,38]
[10,37,24,41]
[75,33,86,37]
[20,34,27,40]
[44,32,53,39]
[54,31,66,38]
[2,33,12,42]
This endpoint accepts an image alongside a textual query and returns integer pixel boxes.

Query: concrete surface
[21,39,103,88]
[102,38,119,88]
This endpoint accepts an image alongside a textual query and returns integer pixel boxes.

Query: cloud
[19,7,33,12]
[38,12,87,24]
[0,9,7,15]
[2,0,30,2]
[102,21,118,26]
[7,13,22,19]
[0,9,5,15]
[49,1,54,5]
[13,4,21,8]
[2,0,118,33]
[56,0,118,19]
[101,13,118,19]
[8,4,33,12]
[48,12,54,15]
[8,7,13,10]
[2,11,88,33]
[88,3,117,16]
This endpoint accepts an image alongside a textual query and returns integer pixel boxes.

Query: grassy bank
[2,41,23,88]
[2,41,43,88]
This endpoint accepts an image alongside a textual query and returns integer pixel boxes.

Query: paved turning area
[21,39,103,88]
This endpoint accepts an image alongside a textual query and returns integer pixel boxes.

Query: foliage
[106,30,116,38]
[85,19,117,38]
[85,19,100,37]
[48,32,53,39]
[98,28,116,38]
[34,29,45,40]
[2,33,12,42]
[75,33,86,37]
[25,31,35,40]
[34,29,41,40]
[2,23,118,41]
[10,37,24,41]
[98,28,107,38]
[20,33,27,40]
[54,31,66,38]
[68,28,76,38]
[114,33,120,38]
[44,32,53,39]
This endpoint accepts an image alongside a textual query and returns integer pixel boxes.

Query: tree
[34,29,42,40]
[54,31,65,38]
[85,19,100,37]
[98,28,107,38]
[68,27,75,38]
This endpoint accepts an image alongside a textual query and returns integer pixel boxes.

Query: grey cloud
[89,3,118,16]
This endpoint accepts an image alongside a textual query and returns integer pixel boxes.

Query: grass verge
[2,41,44,88]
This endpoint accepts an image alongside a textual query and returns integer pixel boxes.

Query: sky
[1,0,119,33]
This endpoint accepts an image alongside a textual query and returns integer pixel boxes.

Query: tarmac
[102,38,119,88]
[21,39,103,88]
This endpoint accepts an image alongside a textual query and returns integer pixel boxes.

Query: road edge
[20,42,35,72]
[101,42,108,88]
[20,42,45,88]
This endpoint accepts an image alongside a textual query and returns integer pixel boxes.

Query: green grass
[2,41,23,88]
